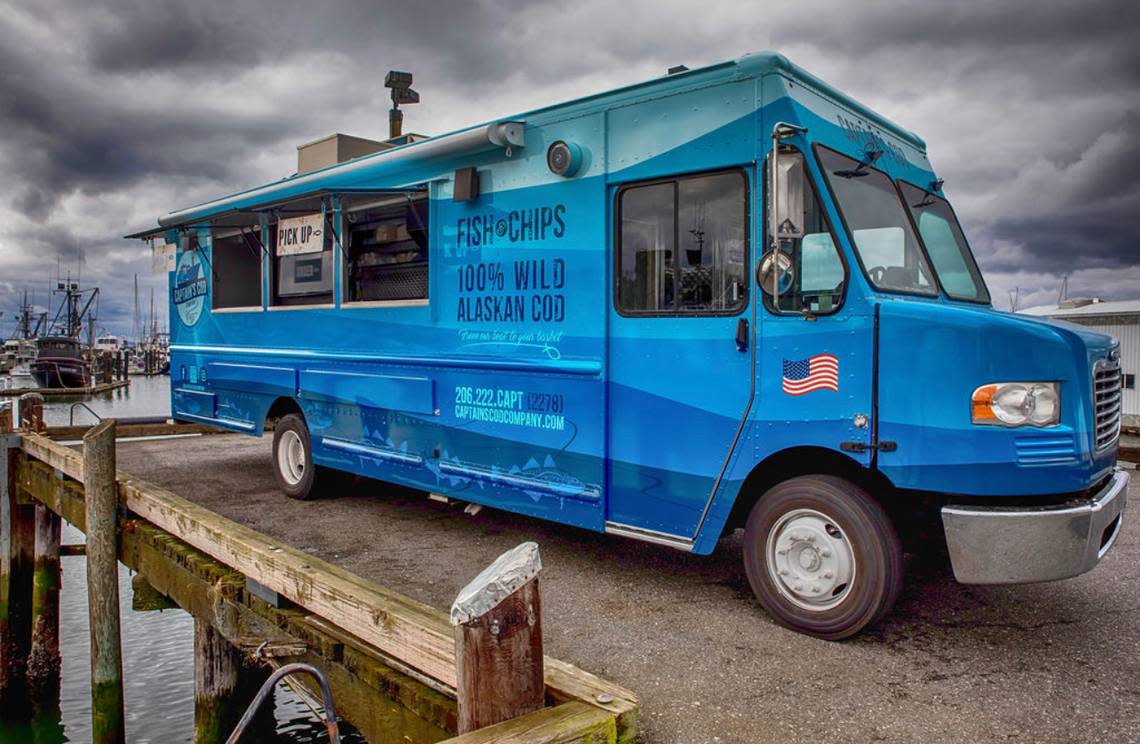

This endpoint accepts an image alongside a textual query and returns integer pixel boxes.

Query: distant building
[1019,298,1139,429]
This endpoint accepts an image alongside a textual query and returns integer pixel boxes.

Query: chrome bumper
[941,469,1129,584]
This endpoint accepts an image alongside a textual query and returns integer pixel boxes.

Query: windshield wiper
[911,178,944,208]
[833,149,882,179]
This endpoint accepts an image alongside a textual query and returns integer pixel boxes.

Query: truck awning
[124,187,427,240]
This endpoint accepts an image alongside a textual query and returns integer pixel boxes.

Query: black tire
[743,475,903,640]
[271,413,346,500]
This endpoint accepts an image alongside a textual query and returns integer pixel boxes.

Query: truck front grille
[1093,356,1122,451]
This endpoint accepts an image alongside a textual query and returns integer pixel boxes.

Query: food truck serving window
[343,198,429,304]
[616,169,748,315]
[272,222,334,307]
[212,230,262,310]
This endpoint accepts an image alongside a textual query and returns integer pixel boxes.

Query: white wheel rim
[765,508,856,612]
[277,430,306,486]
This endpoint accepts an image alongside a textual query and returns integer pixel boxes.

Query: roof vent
[1058,297,1099,309]
[667,64,689,75]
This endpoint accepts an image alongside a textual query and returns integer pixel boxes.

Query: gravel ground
[116,434,1140,744]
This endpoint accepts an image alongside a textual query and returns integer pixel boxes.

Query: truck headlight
[971,382,1060,427]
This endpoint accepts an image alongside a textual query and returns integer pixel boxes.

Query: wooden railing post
[451,542,545,734]
[84,419,125,743]
[1,402,34,717]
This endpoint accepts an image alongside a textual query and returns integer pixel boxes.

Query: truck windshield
[817,146,937,296]
[898,181,990,303]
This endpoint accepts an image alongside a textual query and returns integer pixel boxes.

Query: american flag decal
[782,354,839,395]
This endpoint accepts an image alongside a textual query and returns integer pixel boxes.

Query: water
[2,373,172,427]
[0,374,367,742]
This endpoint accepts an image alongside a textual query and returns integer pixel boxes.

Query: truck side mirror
[765,123,807,310]
[757,249,794,295]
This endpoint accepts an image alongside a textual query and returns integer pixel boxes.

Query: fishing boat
[31,335,92,388]
[4,291,45,376]
[3,338,36,376]
[26,277,99,389]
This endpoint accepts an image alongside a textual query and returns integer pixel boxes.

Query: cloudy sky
[1,0,1137,338]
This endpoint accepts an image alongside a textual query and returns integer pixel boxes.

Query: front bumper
[941,469,1129,584]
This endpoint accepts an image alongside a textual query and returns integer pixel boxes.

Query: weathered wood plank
[440,702,616,744]
[543,659,638,744]
[22,432,459,686]
[0,380,130,398]
[17,433,639,740]
[45,422,223,442]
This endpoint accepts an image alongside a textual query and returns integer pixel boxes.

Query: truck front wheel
[743,475,903,640]
[271,413,345,500]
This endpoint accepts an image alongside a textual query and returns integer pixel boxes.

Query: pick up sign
[277,213,324,256]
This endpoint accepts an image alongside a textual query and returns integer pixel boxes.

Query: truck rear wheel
[743,475,902,640]
[271,413,344,500]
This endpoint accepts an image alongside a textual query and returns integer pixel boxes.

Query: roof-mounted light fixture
[385,70,420,139]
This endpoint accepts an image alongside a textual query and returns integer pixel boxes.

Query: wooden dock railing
[0,401,637,743]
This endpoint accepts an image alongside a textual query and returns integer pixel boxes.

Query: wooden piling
[26,502,61,702]
[452,543,545,734]
[0,403,35,716]
[194,620,246,743]
[18,393,45,433]
[84,419,125,744]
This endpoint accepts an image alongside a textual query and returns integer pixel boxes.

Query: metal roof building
[1019,299,1140,429]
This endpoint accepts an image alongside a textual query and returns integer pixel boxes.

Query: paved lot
[117,434,1140,743]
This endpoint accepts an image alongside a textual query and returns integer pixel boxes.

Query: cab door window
[616,170,748,315]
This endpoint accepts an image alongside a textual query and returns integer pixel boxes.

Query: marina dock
[2,402,1137,741]
[1,404,637,743]
[0,379,130,398]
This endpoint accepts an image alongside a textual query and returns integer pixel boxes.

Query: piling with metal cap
[450,541,545,733]
[84,419,125,743]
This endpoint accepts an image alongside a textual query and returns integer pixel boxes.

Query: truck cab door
[606,169,755,541]
[754,140,875,471]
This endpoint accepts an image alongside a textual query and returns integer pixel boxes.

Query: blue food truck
[131,52,1128,639]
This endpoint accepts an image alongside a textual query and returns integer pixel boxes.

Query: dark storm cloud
[0,0,1137,334]
[764,0,1140,297]
[86,1,262,72]
[0,0,527,219]
[0,23,274,218]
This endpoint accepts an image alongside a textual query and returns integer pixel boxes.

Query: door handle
[735,317,749,352]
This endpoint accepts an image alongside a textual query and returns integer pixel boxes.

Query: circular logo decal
[173,250,207,327]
